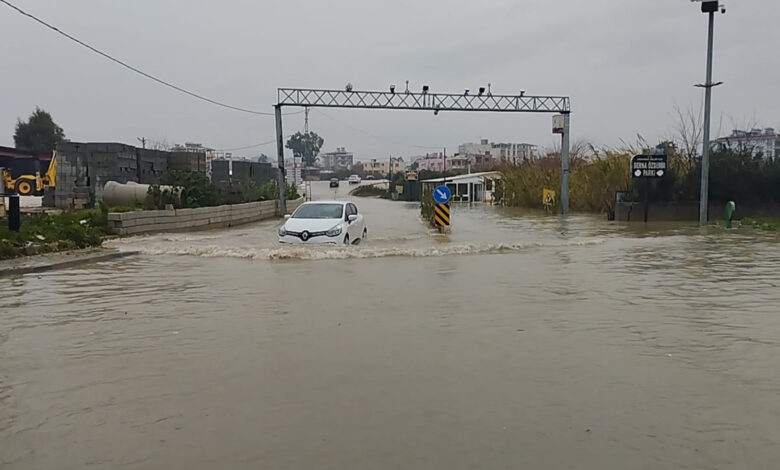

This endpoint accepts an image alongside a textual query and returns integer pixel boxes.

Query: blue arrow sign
[433,185,451,204]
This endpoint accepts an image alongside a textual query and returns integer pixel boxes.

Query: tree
[286,131,324,167]
[14,107,65,154]
[669,102,703,166]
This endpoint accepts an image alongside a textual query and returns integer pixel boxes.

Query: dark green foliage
[14,107,65,154]
[0,209,108,260]
[420,188,435,225]
[286,132,324,166]
[147,171,299,210]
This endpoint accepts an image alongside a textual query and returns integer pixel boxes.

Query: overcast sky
[1,0,778,160]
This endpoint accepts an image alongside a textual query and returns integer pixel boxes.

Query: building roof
[421,171,500,183]
[0,145,51,160]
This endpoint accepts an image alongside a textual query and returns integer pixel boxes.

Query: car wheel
[16,179,34,195]
[343,234,350,245]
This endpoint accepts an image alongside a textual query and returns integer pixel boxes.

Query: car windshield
[292,203,343,219]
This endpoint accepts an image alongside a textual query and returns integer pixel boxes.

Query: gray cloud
[1,0,777,159]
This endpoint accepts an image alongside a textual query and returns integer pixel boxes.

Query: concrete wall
[210,159,276,187]
[168,151,207,173]
[107,198,303,235]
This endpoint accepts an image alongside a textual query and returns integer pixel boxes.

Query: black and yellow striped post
[434,203,450,228]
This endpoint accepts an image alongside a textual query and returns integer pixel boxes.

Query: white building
[713,128,780,159]
[421,171,501,204]
[318,148,354,171]
[458,139,537,165]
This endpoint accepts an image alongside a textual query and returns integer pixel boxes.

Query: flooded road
[2,181,780,469]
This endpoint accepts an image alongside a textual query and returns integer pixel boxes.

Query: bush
[420,188,435,225]
[0,209,108,260]
[147,171,299,210]
[498,146,780,216]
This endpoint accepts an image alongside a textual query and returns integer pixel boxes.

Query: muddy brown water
[2,182,779,469]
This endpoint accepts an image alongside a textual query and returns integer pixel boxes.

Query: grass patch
[741,217,779,231]
[351,185,389,198]
[0,206,109,260]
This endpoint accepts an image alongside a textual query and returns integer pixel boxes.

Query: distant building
[415,153,469,172]
[458,139,537,165]
[318,147,354,171]
[363,157,406,176]
[285,159,302,185]
[172,142,216,164]
[713,128,780,159]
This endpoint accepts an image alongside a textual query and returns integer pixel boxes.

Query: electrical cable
[0,0,302,116]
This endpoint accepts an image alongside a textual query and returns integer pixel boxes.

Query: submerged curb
[0,251,139,277]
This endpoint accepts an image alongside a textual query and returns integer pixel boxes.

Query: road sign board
[433,185,451,204]
[631,154,667,178]
[434,203,450,227]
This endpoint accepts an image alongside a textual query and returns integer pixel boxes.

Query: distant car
[279,201,367,245]
[348,175,362,184]
[329,177,340,188]
[366,175,375,180]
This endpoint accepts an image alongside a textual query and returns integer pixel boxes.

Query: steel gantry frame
[273,87,571,215]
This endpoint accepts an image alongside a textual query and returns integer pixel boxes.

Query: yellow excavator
[1,151,57,196]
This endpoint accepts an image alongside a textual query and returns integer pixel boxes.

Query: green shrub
[0,209,108,260]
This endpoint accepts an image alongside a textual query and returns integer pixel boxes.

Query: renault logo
[300,231,310,241]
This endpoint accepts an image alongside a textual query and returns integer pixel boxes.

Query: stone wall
[107,198,303,236]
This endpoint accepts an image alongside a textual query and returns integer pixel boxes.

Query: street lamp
[692,0,725,226]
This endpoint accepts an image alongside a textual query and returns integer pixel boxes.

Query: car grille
[285,230,327,241]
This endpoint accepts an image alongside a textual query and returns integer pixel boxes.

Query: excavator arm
[45,151,57,187]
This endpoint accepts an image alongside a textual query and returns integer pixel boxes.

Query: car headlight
[326,225,342,237]
[278,227,287,237]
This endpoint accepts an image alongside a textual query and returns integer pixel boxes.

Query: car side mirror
[348,214,358,222]
[284,214,291,220]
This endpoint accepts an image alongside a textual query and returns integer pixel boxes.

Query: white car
[348,175,362,184]
[278,201,367,245]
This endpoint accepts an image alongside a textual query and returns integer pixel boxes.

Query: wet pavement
[2,181,779,469]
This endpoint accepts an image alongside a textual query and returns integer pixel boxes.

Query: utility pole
[304,107,310,133]
[388,156,393,188]
[443,148,447,185]
[560,113,570,216]
[275,105,287,215]
[696,0,725,226]
[137,137,146,149]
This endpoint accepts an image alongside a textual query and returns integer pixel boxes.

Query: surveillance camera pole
[698,4,721,226]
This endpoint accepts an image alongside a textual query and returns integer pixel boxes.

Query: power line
[0,0,302,117]
[215,136,292,153]
[313,109,441,150]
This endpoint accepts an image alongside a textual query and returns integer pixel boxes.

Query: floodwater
[2,181,780,469]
